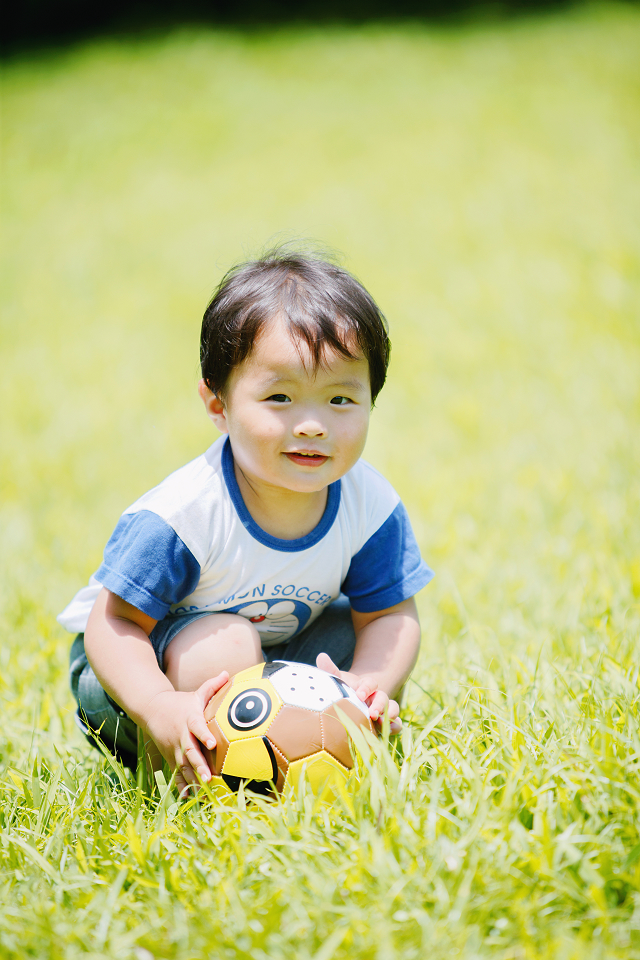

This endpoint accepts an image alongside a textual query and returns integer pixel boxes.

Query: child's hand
[141,672,229,796]
[316,653,402,734]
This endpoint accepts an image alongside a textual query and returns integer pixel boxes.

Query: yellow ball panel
[222,737,277,782]
[215,678,283,742]
[232,663,267,683]
[202,776,237,802]
[208,775,231,793]
[286,751,350,794]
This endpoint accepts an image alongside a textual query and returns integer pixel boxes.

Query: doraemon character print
[225,599,311,646]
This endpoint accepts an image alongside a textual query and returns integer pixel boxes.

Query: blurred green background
[2,2,638,650]
[2,4,640,956]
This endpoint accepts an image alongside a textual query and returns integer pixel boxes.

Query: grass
[1,3,640,957]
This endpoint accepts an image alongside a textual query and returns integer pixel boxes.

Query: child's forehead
[243,316,366,378]
[251,315,307,354]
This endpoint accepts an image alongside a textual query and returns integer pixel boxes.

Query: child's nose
[293,417,327,438]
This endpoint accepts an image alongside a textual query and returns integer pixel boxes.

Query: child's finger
[317,655,379,705]
[182,733,212,783]
[177,775,201,800]
[386,698,400,721]
[189,713,217,751]
[355,678,379,704]
[197,672,229,710]
[377,715,402,734]
[177,761,198,795]
[316,652,340,676]
[366,690,388,721]
[175,770,189,795]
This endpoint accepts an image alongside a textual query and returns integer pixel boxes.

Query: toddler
[58,249,433,794]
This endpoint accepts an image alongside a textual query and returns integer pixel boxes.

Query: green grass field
[2,4,640,957]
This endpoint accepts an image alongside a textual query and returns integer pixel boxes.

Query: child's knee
[164,613,263,690]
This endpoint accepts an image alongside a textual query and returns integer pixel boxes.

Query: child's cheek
[259,410,288,437]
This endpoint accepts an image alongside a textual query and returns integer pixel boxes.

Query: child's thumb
[197,672,229,709]
[316,652,340,676]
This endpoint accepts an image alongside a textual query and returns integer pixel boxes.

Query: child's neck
[234,464,328,540]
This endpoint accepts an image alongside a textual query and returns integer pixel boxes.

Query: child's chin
[283,473,333,492]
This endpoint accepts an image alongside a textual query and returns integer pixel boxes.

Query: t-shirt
[57,436,433,647]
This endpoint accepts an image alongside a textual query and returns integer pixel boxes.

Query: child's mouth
[284,452,328,467]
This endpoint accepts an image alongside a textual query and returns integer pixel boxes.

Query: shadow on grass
[4,0,587,59]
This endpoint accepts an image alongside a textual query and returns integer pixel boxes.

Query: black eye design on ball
[228,688,272,731]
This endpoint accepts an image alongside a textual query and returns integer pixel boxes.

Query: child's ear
[198,379,228,434]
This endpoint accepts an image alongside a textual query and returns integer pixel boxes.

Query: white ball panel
[315,670,370,718]
[268,664,344,712]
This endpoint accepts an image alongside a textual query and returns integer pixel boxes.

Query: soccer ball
[202,660,374,797]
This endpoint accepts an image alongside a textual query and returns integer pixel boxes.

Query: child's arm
[317,596,420,731]
[84,589,227,794]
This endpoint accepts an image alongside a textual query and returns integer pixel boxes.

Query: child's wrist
[130,685,176,732]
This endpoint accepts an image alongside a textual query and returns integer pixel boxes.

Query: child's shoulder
[340,456,402,527]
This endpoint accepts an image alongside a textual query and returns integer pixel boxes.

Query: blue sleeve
[341,502,434,613]
[95,510,201,621]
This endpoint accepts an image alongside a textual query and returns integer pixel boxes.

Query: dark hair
[200,248,390,404]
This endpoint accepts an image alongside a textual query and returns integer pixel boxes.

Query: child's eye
[330,396,352,405]
[267,394,291,403]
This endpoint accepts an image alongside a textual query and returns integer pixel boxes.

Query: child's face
[199,317,371,496]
